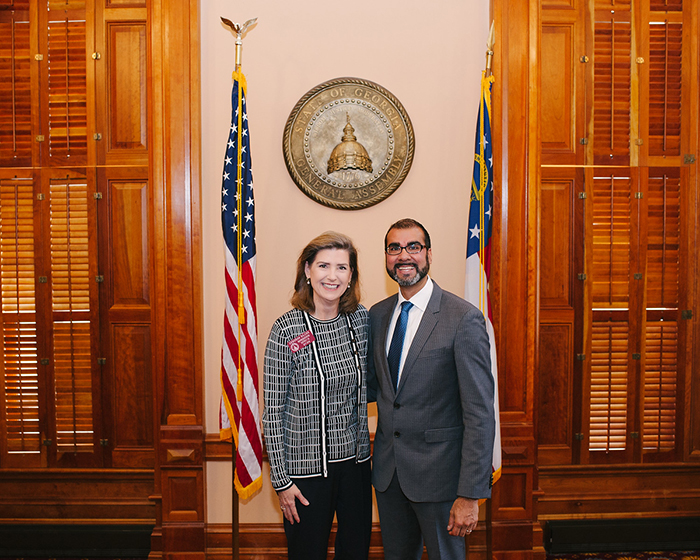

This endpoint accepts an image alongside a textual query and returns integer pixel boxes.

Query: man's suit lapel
[396,282,442,394]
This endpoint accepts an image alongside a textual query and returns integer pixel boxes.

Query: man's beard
[387,261,430,287]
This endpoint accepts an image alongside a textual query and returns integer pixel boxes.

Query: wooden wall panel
[107,23,147,155]
[163,471,202,522]
[492,468,533,520]
[94,4,147,167]
[538,324,574,464]
[151,0,201,423]
[111,324,153,467]
[540,179,574,307]
[110,179,150,307]
[498,0,532,421]
[541,25,576,162]
[149,0,204,557]
[491,0,542,558]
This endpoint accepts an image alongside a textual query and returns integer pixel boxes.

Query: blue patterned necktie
[387,301,413,390]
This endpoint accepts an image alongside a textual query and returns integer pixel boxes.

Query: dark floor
[548,552,700,560]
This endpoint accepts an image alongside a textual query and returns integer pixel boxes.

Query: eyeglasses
[385,242,427,255]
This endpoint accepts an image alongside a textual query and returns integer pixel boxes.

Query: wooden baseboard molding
[206,523,488,560]
[0,468,156,523]
[538,464,700,520]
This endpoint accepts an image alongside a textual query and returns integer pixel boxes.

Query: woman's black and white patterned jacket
[262,306,371,492]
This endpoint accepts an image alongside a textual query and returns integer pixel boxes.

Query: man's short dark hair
[384,218,431,250]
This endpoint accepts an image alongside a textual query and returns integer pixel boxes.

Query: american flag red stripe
[220,69,263,499]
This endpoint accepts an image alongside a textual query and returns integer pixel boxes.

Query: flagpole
[485,21,495,77]
[483,20,496,560]
[221,17,257,559]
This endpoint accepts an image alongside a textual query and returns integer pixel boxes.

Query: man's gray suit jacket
[368,281,495,503]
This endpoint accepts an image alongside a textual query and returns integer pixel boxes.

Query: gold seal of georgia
[283,77,415,210]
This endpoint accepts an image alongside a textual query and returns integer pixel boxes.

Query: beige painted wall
[201,0,489,524]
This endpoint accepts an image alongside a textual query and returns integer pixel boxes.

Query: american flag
[464,72,502,487]
[220,70,263,499]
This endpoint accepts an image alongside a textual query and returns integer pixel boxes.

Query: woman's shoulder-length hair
[290,231,361,315]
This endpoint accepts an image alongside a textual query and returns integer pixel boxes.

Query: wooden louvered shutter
[643,168,680,458]
[540,0,692,471]
[0,177,40,467]
[0,4,32,166]
[46,1,87,165]
[593,8,632,166]
[647,20,682,157]
[588,172,634,461]
[47,176,97,460]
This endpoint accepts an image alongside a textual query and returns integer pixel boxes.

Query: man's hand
[277,484,309,524]
[446,497,479,537]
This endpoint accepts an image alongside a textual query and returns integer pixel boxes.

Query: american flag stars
[220,93,255,261]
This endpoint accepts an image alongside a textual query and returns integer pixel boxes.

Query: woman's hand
[278,484,309,524]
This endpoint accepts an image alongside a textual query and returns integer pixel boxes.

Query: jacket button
[394,432,400,438]
[393,402,400,409]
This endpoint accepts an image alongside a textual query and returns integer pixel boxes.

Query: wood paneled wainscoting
[0,1,203,559]
[537,0,700,551]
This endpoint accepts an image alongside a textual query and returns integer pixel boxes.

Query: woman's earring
[306,278,310,285]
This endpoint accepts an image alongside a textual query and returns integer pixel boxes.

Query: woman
[262,232,372,560]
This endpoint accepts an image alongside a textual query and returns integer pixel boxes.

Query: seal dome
[327,114,373,174]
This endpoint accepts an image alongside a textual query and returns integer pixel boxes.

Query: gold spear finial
[221,17,258,70]
[485,21,495,75]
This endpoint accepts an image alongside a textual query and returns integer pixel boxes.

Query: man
[368,218,495,560]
